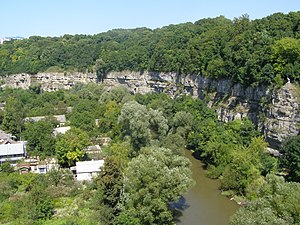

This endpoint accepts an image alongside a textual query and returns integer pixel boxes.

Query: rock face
[1,72,96,91]
[103,71,199,98]
[1,71,299,148]
[199,78,299,148]
[264,83,300,148]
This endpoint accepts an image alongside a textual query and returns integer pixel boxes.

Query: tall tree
[55,128,89,167]
[95,156,124,225]
[2,97,25,138]
[22,119,56,157]
[279,135,300,182]
[118,101,168,152]
[119,147,194,225]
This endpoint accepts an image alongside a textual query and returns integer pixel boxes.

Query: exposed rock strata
[1,71,299,148]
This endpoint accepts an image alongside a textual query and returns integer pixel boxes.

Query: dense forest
[0,11,300,86]
[0,84,299,224]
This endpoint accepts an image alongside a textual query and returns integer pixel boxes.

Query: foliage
[279,135,300,182]
[118,101,168,152]
[104,141,132,166]
[0,162,14,173]
[1,12,300,86]
[25,175,54,221]
[55,128,89,167]
[96,100,122,138]
[230,174,300,225]
[2,96,25,137]
[22,119,56,157]
[94,156,124,225]
[119,147,194,225]
[0,84,298,225]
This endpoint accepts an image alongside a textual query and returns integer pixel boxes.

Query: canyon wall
[1,71,299,148]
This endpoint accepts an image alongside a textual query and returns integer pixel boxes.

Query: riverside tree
[118,147,194,225]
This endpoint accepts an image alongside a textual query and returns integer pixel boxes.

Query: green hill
[0,11,299,86]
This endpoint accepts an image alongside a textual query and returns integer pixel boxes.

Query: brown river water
[173,150,239,225]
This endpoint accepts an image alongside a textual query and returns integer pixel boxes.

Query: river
[174,150,239,225]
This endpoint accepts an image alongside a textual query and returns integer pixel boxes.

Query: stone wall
[1,71,299,148]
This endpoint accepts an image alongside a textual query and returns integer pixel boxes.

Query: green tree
[55,128,89,167]
[226,118,260,146]
[119,147,194,224]
[95,156,124,225]
[230,174,300,225]
[2,97,25,138]
[97,100,121,137]
[22,119,56,157]
[171,111,194,138]
[272,37,300,82]
[221,148,261,195]
[25,176,54,221]
[0,162,14,173]
[118,101,168,152]
[280,135,300,182]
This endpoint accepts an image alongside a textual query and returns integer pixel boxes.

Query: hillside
[0,11,300,86]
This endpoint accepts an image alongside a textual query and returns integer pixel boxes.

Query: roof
[0,142,26,156]
[53,126,71,135]
[76,160,104,174]
[18,163,30,168]
[25,115,66,123]
[86,145,101,151]
[0,130,16,144]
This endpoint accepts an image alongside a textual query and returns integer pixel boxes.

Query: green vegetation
[0,10,300,222]
[1,12,300,86]
[0,86,197,224]
[279,135,300,182]
[0,74,299,224]
[230,174,300,225]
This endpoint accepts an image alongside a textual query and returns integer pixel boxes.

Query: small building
[25,115,67,126]
[75,160,104,181]
[0,130,17,145]
[18,163,31,174]
[0,142,26,165]
[86,145,103,160]
[53,126,71,136]
[37,165,47,174]
[24,157,59,174]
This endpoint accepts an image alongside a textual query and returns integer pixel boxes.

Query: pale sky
[1,0,299,38]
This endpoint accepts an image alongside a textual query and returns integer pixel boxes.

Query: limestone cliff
[264,83,300,148]
[1,72,96,91]
[1,71,299,148]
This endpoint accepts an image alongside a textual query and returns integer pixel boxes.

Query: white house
[75,160,104,181]
[53,126,71,136]
[0,142,26,165]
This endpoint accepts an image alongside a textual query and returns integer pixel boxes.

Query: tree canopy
[0,12,300,86]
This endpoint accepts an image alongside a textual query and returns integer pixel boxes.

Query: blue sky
[1,0,299,38]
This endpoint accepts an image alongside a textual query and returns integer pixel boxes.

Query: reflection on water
[174,150,239,225]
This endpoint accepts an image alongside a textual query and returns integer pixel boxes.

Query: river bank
[174,150,239,225]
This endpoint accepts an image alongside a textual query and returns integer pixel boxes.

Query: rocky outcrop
[1,72,96,91]
[200,79,299,148]
[264,83,300,148]
[103,71,198,98]
[1,71,299,148]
